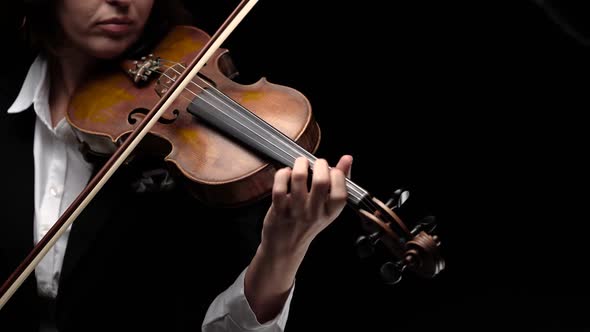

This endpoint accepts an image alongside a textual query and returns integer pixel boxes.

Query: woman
[0,0,352,331]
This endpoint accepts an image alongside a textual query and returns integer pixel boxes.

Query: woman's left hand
[260,155,353,259]
[244,155,353,323]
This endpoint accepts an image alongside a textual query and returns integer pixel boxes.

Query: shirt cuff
[202,266,295,331]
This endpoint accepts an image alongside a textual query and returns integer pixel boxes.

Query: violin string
[151,61,369,204]
[166,64,375,208]
[155,66,367,204]
[157,61,371,204]
[156,72,311,180]
[150,66,383,222]
[163,60,379,217]
[156,60,324,171]
[161,63,402,229]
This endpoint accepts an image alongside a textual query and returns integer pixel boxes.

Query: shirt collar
[7,55,48,114]
[7,54,54,131]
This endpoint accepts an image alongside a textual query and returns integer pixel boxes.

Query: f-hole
[128,108,180,125]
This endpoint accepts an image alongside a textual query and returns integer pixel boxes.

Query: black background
[191,1,590,329]
[183,1,589,329]
[4,0,590,330]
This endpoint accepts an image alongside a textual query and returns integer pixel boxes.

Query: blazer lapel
[0,108,35,275]
[0,105,119,287]
[0,99,126,322]
[0,102,121,288]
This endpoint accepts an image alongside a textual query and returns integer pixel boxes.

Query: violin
[0,0,443,309]
[69,25,317,207]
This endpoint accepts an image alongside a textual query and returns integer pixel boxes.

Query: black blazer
[0,79,269,332]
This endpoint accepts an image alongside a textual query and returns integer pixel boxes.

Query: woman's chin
[88,40,137,60]
[92,49,129,60]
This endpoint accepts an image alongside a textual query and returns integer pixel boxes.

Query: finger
[272,167,291,213]
[308,159,331,213]
[335,155,353,179]
[290,157,309,206]
[325,168,348,215]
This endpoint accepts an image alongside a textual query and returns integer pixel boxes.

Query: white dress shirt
[7,54,293,331]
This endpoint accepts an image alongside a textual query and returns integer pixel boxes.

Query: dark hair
[22,0,193,58]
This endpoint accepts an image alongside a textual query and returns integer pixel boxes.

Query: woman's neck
[48,50,97,128]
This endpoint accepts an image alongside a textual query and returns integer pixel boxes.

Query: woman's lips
[98,23,132,35]
[96,17,133,36]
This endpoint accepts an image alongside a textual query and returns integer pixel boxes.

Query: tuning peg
[355,231,381,259]
[380,261,406,285]
[411,215,437,235]
[385,188,410,210]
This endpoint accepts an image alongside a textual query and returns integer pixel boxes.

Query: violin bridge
[154,62,188,97]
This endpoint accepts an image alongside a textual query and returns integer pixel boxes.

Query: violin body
[68,26,320,206]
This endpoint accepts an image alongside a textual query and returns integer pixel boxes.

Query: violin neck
[186,85,373,210]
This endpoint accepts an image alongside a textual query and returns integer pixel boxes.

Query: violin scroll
[356,188,444,284]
